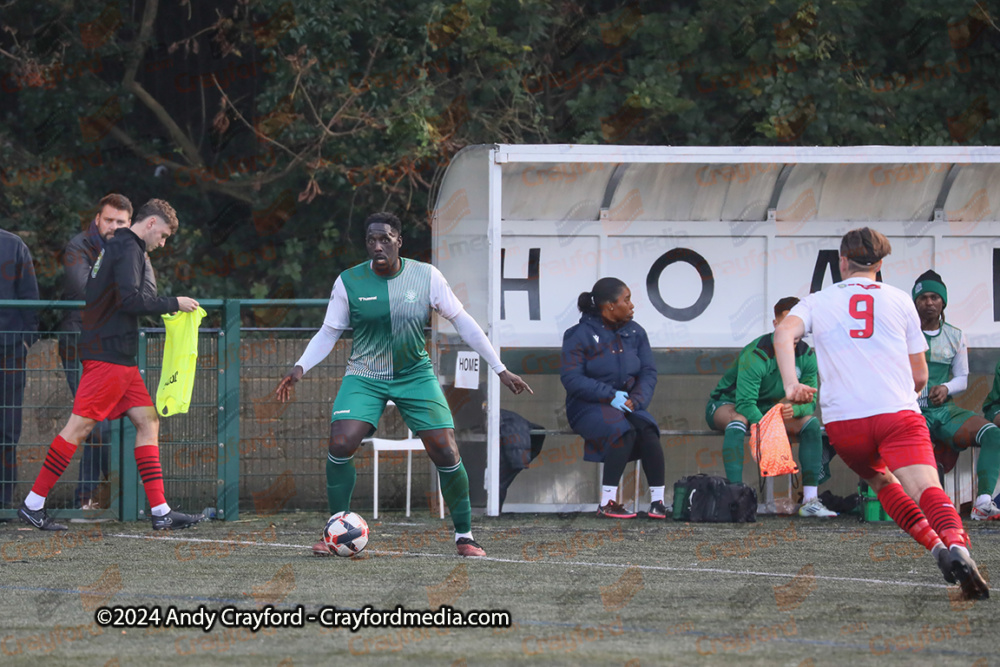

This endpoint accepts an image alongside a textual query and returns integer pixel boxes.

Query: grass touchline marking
[110,533,306,549]
[107,533,950,590]
[469,555,952,589]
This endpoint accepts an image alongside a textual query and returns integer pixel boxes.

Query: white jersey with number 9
[788,277,928,423]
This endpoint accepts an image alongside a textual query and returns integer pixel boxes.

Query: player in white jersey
[775,227,988,600]
[275,212,532,558]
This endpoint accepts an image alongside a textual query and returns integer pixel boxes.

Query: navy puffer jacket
[560,313,658,462]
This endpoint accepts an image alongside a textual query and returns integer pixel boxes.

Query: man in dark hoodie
[19,198,204,531]
[59,193,132,510]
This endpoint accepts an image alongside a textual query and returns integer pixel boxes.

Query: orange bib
[750,404,800,477]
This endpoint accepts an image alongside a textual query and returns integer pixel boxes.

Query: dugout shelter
[430,144,1000,517]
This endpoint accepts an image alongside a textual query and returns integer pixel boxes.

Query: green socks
[438,459,472,534]
[798,418,823,487]
[976,424,1000,497]
[723,421,747,483]
[326,453,356,514]
[326,452,474,532]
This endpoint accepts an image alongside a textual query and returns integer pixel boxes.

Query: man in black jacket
[19,198,203,531]
[59,193,132,510]
[1,227,39,510]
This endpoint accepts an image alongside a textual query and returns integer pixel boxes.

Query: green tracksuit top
[710,333,818,424]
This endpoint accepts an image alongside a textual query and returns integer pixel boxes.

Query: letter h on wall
[500,248,541,320]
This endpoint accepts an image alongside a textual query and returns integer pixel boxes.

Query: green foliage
[1,0,997,330]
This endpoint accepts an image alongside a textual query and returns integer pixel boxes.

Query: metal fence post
[218,300,241,520]
[109,417,122,520]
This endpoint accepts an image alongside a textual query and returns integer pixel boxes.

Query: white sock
[650,486,665,503]
[601,486,617,505]
[455,531,473,542]
[931,542,945,558]
[151,503,171,517]
[802,486,818,503]
[950,544,970,558]
[25,491,45,511]
[976,493,992,506]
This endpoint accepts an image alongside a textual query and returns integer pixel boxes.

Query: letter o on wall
[646,248,714,321]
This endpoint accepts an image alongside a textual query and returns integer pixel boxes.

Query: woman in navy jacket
[560,277,666,519]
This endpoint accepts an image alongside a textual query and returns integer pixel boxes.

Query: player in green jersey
[984,360,1000,426]
[276,213,533,556]
[707,297,834,517]
[912,270,1000,520]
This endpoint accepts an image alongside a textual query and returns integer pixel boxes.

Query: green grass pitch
[1,512,996,666]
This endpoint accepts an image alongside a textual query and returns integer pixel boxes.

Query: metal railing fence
[0,299,433,522]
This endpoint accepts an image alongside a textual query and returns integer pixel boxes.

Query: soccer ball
[323,511,370,557]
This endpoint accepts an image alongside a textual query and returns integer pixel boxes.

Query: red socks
[134,445,167,508]
[876,484,969,551]
[30,435,79,498]
[919,486,969,548]
[877,483,940,551]
[31,439,168,510]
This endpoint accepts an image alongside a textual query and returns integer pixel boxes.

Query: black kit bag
[716,482,757,523]
[674,474,757,523]
[687,475,728,522]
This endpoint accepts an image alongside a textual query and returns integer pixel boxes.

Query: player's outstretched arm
[447,309,533,395]
[775,315,816,405]
[277,324,345,403]
[275,365,303,403]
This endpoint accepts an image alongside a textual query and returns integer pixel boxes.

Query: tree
[2,0,997,330]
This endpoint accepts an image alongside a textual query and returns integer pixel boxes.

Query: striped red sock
[877,483,940,551]
[135,446,166,508]
[919,486,968,548]
[30,435,78,498]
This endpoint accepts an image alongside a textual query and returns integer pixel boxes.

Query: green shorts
[922,401,976,450]
[330,371,454,434]
[705,398,735,430]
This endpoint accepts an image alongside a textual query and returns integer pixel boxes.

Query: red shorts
[824,410,936,479]
[73,360,153,421]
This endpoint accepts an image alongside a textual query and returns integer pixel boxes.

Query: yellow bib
[156,307,206,417]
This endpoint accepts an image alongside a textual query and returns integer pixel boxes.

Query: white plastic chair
[367,402,445,519]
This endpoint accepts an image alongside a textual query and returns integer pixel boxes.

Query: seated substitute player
[776,227,988,600]
[275,212,532,557]
[706,297,834,517]
[19,199,204,531]
[912,270,1000,520]
[983,357,1000,458]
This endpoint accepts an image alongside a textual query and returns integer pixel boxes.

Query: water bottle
[202,507,218,520]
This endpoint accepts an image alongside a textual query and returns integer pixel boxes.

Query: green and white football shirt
[321,258,465,381]
[918,321,967,409]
